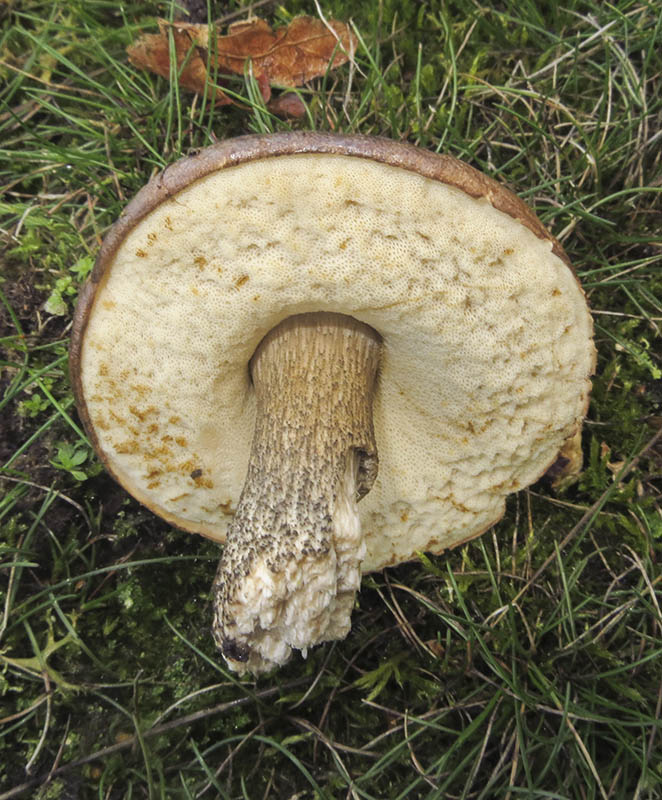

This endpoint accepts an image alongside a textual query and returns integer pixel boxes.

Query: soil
[0,263,74,517]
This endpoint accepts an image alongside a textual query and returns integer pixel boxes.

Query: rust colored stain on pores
[128,405,158,422]
[115,440,140,454]
[85,332,218,525]
[190,467,213,489]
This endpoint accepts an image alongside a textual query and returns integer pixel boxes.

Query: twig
[0,694,48,725]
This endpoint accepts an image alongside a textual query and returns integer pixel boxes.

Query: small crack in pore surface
[211,313,381,674]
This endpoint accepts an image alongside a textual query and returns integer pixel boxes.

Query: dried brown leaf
[127,20,232,105]
[213,16,355,85]
[127,15,356,107]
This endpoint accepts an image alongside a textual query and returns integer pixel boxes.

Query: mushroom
[70,132,595,674]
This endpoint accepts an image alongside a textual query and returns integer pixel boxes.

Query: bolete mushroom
[70,132,595,674]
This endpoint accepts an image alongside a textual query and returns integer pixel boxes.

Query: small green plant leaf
[50,442,90,480]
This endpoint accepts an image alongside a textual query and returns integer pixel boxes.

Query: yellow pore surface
[80,154,594,571]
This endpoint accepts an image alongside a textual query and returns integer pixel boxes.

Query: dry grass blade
[492,427,662,619]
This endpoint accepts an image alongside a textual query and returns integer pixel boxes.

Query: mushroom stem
[212,312,382,674]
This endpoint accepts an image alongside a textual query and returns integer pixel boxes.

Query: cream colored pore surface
[81,154,594,572]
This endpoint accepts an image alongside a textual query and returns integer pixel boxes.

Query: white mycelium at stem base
[212,312,382,674]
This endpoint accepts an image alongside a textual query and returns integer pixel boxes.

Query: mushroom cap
[70,132,595,572]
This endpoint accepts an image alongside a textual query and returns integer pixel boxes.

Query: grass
[1,0,661,797]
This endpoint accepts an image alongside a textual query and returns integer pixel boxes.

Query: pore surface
[80,153,594,569]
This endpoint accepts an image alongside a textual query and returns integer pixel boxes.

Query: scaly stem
[212,312,382,674]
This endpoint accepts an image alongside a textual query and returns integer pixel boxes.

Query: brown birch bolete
[70,132,595,674]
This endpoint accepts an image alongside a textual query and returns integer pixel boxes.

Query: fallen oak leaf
[205,16,355,86]
[127,15,356,107]
[127,20,232,104]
